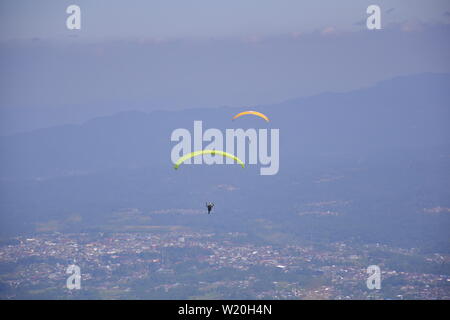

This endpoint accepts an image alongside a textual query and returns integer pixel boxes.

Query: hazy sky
[1,0,450,40]
[1,1,450,134]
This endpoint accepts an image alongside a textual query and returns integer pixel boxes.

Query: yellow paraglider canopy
[173,150,245,169]
[232,110,269,122]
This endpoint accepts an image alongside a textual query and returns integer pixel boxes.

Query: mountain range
[0,73,449,252]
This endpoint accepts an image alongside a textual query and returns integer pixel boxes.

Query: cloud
[290,31,302,39]
[321,26,337,36]
[400,19,428,32]
[216,184,238,191]
[353,19,366,27]
[150,209,203,215]
[243,35,264,44]
[386,8,395,14]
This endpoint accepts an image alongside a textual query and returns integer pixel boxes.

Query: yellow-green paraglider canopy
[173,150,245,169]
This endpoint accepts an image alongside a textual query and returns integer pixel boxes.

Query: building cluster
[0,232,448,299]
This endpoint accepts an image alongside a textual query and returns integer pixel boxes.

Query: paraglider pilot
[206,202,214,214]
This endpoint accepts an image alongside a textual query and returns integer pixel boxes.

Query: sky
[1,0,450,40]
[0,1,450,134]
